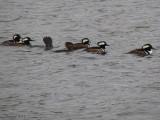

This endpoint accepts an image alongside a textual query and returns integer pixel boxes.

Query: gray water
[0,0,160,120]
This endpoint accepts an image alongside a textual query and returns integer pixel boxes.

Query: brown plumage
[73,43,89,49]
[85,41,109,55]
[2,34,21,46]
[128,44,155,56]
[2,35,33,47]
[65,38,90,50]
[85,47,102,52]
[2,40,16,46]
[54,42,74,53]
[128,49,146,55]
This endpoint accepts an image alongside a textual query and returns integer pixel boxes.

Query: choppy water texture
[0,0,160,120]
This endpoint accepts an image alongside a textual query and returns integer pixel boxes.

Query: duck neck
[143,47,152,55]
[100,45,106,52]
[24,41,31,46]
[144,49,152,55]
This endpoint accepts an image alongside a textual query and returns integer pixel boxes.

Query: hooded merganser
[54,42,74,53]
[85,41,109,55]
[72,38,90,49]
[2,34,21,46]
[128,44,155,56]
[10,37,33,46]
[21,37,33,46]
[43,36,53,50]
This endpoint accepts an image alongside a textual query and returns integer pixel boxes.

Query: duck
[2,34,21,46]
[54,42,74,53]
[2,34,33,47]
[128,44,155,56]
[71,38,90,50]
[43,36,53,50]
[84,41,109,55]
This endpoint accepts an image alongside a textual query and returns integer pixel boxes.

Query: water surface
[0,0,160,120]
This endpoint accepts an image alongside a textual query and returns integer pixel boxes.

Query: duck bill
[152,47,156,50]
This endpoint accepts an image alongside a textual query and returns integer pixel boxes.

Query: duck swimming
[69,38,90,50]
[2,34,22,46]
[54,38,90,53]
[128,44,155,56]
[85,41,109,55]
[2,34,34,47]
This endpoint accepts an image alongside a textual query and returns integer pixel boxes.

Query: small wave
[134,26,150,29]
[0,17,21,23]
[147,82,160,90]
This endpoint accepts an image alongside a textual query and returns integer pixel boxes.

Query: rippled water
[0,0,160,120]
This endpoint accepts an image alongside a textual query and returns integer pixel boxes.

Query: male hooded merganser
[54,42,74,53]
[21,37,33,46]
[43,36,53,50]
[71,38,90,49]
[85,41,109,54]
[128,44,155,56]
[2,34,33,46]
[2,34,21,45]
[10,37,33,46]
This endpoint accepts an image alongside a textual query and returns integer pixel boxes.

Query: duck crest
[82,38,90,45]
[13,34,21,43]
[22,37,33,46]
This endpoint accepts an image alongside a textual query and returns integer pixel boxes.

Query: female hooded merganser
[128,44,155,56]
[2,34,21,46]
[54,42,74,53]
[71,38,90,49]
[85,41,109,55]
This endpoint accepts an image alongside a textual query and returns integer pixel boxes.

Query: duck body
[85,47,106,55]
[129,49,146,55]
[73,43,89,49]
[2,40,14,45]
[5,42,26,46]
